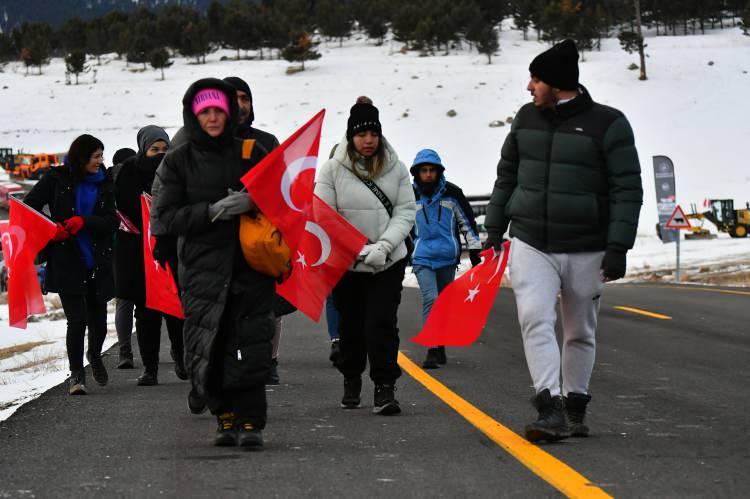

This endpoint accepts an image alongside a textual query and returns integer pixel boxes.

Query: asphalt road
[0,282,748,498]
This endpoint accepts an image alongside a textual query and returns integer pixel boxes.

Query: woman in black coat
[151,78,274,449]
[24,134,118,396]
[113,125,186,386]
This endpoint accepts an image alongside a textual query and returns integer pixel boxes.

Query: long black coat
[112,155,157,303]
[151,78,275,396]
[24,165,117,299]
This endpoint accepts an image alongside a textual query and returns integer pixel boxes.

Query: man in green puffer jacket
[484,39,643,443]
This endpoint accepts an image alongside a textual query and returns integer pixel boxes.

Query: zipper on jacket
[543,122,558,252]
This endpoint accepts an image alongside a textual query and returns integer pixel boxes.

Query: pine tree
[149,47,172,80]
[65,50,88,84]
[318,0,353,47]
[741,0,750,34]
[0,32,15,63]
[19,23,52,75]
[356,0,389,45]
[511,0,536,40]
[467,19,499,64]
[391,3,422,47]
[59,17,87,53]
[282,32,321,70]
[180,20,211,64]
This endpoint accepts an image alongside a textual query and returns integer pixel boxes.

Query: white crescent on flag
[280,156,317,212]
[304,221,331,267]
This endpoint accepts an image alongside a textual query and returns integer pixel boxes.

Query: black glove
[483,232,506,251]
[601,246,627,281]
[152,235,175,269]
[469,249,482,267]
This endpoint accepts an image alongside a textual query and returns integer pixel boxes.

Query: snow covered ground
[0,24,748,421]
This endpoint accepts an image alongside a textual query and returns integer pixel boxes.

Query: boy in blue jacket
[410,149,482,368]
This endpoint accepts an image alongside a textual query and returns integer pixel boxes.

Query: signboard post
[653,156,678,244]
[665,205,691,283]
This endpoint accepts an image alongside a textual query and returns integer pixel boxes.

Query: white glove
[363,243,388,268]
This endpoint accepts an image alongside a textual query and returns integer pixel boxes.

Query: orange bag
[238,213,292,279]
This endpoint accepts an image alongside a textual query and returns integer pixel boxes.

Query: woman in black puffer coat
[24,134,118,396]
[151,78,274,449]
[113,125,186,386]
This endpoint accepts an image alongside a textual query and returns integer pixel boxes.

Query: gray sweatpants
[508,238,605,397]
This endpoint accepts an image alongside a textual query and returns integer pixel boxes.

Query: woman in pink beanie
[151,78,274,449]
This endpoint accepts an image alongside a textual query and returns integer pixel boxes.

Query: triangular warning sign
[665,205,691,229]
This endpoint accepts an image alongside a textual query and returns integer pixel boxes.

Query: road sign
[665,205,691,230]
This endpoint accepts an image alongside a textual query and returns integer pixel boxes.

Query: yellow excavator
[686,199,750,239]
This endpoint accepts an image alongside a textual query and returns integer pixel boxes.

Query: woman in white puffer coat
[315,98,416,416]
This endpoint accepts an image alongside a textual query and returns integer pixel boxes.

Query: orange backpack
[237,139,292,280]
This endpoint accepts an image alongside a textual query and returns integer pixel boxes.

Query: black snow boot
[373,384,401,415]
[137,369,158,386]
[86,351,108,387]
[68,370,88,396]
[437,346,447,365]
[187,387,207,415]
[341,377,362,409]
[524,389,569,443]
[237,422,264,449]
[422,348,440,369]
[564,392,592,438]
[214,412,237,447]
[117,353,134,370]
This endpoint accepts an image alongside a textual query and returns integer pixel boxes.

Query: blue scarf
[74,168,105,270]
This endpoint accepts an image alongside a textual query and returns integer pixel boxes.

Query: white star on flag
[296,251,307,269]
[465,284,480,303]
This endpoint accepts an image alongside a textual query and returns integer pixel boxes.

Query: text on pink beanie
[192,89,230,116]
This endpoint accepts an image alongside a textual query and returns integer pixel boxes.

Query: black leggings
[59,280,108,373]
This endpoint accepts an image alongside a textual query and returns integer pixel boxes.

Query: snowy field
[1,24,749,420]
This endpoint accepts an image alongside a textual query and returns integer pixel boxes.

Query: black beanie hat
[223,76,254,124]
[529,39,580,91]
[346,103,382,142]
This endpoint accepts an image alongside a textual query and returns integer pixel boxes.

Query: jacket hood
[409,148,445,177]
[181,78,239,148]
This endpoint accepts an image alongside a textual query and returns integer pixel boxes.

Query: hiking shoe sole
[524,424,569,443]
[68,384,88,396]
[373,401,401,415]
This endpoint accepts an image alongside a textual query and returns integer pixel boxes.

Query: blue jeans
[325,294,339,340]
[413,264,457,325]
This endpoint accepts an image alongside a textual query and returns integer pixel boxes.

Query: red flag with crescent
[241,109,325,252]
[411,241,511,347]
[141,194,184,319]
[0,197,57,328]
[277,194,367,321]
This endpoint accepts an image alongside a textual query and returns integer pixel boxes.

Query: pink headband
[192,89,230,116]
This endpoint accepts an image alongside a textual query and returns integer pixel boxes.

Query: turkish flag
[241,109,325,251]
[141,194,184,319]
[0,197,57,328]
[277,194,367,321]
[411,241,511,347]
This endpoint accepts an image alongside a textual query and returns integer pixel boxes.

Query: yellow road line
[652,285,750,297]
[398,352,612,499]
[613,306,672,320]
[620,284,750,297]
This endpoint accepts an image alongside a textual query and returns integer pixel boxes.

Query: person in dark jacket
[113,126,186,386]
[24,134,118,396]
[483,39,643,442]
[410,149,482,369]
[111,147,137,369]
[151,78,274,449]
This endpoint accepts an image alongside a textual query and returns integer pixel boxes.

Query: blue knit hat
[410,148,445,176]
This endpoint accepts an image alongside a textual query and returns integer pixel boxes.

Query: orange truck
[18,153,64,179]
